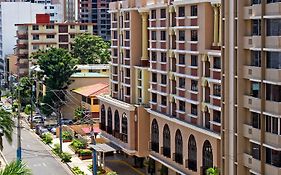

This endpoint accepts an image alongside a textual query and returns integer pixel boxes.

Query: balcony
[244,36,261,49]
[243,153,261,174]
[244,4,262,19]
[243,66,261,80]
[265,132,281,149]
[265,100,281,115]
[265,68,281,82]
[243,124,261,142]
[265,2,281,16]
[265,163,281,175]
[243,95,261,110]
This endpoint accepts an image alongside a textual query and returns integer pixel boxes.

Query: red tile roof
[72,83,109,97]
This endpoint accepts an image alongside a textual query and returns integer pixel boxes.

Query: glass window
[46,34,55,39]
[251,82,260,98]
[151,31,156,40]
[161,96,167,106]
[266,148,281,167]
[152,93,157,103]
[266,115,279,135]
[252,19,261,36]
[252,112,260,129]
[160,9,166,18]
[125,12,130,20]
[178,6,185,17]
[191,55,198,66]
[161,74,167,84]
[33,35,39,40]
[151,51,157,61]
[179,77,185,88]
[179,30,185,41]
[161,52,167,62]
[251,51,261,67]
[32,25,39,30]
[179,100,185,111]
[191,5,197,16]
[213,57,221,69]
[46,25,54,29]
[252,143,261,160]
[267,0,281,3]
[252,0,261,4]
[191,80,198,91]
[213,110,221,123]
[213,84,221,97]
[191,30,198,41]
[152,73,157,82]
[80,25,88,30]
[161,31,166,40]
[266,84,281,102]
[267,51,281,69]
[179,54,185,65]
[267,19,281,36]
[151,10,156,19]
[191,104,197,115]
[125,31,130,39]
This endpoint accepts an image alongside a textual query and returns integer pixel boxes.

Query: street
[2,119,72,175]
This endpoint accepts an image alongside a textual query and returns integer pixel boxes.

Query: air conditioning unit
[248,99,252,105]
[249,38,253,45]
[248,157,252,164]
[248,128,252,134]
[249,9,252,15]
[248,69,252,75]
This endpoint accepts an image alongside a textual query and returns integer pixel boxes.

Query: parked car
[61,119,73,125]
[32,115,44,124]
[45,124,57,134]
[36,125,49,137]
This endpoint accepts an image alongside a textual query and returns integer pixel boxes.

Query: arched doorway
[151,119,159,152]
[175,129,183,164]
[107,107,112,134]
[163,124,171,158]
[188,135,197,171]
[202,140,213,174]
[100,105,106,130]
[121,113,128,143]
[114,110,120,138]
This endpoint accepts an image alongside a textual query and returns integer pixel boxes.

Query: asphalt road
[2,120,72,175]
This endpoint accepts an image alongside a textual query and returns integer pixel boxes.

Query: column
[218,4,222,46]
[140,12,149,63]
[212,4,219,46]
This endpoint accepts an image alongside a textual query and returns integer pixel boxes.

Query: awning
[89,143,116,153]
[81,127,101,134]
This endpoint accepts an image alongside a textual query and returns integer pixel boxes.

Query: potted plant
[70,139,87,153]
[206,167,219,175]
[62,131,73,142]
[79,149,92,160]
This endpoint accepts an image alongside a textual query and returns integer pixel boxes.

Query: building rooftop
[72,83,109,97]
[71,72,109,78]
[76,64,110,70]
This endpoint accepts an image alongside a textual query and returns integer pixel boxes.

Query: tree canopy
[0,108,14,151]
[36,48,78,114]
[71,33,110,64]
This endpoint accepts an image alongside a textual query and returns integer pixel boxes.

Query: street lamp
[40,103,63,154]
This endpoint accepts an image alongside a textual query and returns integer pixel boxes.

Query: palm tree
[0,109,14,151]
[206,167,219,175]
[0,160,31,175]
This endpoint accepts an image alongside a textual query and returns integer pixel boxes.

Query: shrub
[70,139,86,152]
[52,143,61,155]
[79,149,92,156]
[72,166,85,175]
[60,152,72,163]
[41,133,53,144]
[106,172,118,175]
[62,131,73,141]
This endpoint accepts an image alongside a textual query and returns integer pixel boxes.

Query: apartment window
[46,25,54,29]
[252,112,261,129]
[179,30,185,41]
[251,51,261,67]
[33,35,39,40]
[267,51,281,69]
[70,25,75,29]
[32,25,39,30]
[126,87,130,95]
[113,31,117,39]
[213,84,221,97]
[251,82,260,98]
[50,6,54,9]
[252,19,261,36]
[179,100,185,112]
[114,84,118,91]
[266,148,281,167]
[151,10,156,19]
[151,31,156,40]
[70,34,75,38]
[160,9,166,18]
[152,93,157,103]
[191,30,198,41]
[267,19,281,36]
[161,96,167,106]
[161,31,166,41]
[252,0,261,4]
[179,54,185,65]
[152,73,157,82]
[213,57,221,69]
[191,104,197,115]
[191,80,198,92]
[191,5,197,16]
[125,31,130,40]
[80,25,88,30]
[125,68,130,77]
[33,45,39,50]
[161,52,167,62]
[161,74,167,84]
[125,12,129,20]
[179,77,185,88]
[126,50,130,58]
[178,6,185,17]
[213,110,221,123]
[265,115,279,134]
[46,34,55,39]
[191,55,198,66]
[267,0,281,3]
[266,84,281,102]
[251,143,261,160]
[151,51,157,61]
[93,99,99,105]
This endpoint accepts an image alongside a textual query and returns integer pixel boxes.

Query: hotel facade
[98,0,223,174]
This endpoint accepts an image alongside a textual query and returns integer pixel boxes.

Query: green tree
[0,109,14,151]
[0,160,31,175]
[15,77,33,108]
[36,48,77,114]
[71,33,110,64]
[74,107,83,121]
[206,167,219,175]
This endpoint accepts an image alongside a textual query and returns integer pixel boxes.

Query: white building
[34,0,63,23]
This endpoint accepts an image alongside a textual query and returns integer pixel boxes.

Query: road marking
[42,162,47,167]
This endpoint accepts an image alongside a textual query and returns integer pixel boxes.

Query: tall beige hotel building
[98,0,281,175]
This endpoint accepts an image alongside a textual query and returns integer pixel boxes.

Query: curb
[0,150,8,165]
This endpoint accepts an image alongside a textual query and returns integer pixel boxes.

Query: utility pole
[30,82,35,129]
[58,109,62,154]
[17,76,21,161]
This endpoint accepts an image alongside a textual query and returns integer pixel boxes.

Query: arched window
[121,113,128,143]
[151,119,159,152]
[188,135,197,171]
[100,105,106,130]
[114,110,120,138]
[163,124,171,158]
[107,107,112,134]
[175,130,183,164]
[202,140,213,173]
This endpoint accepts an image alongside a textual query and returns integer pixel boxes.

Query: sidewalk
[0,151,7,170]
[51,138,92,175]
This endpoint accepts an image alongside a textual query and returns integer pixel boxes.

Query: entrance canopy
[89,143,116,153]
